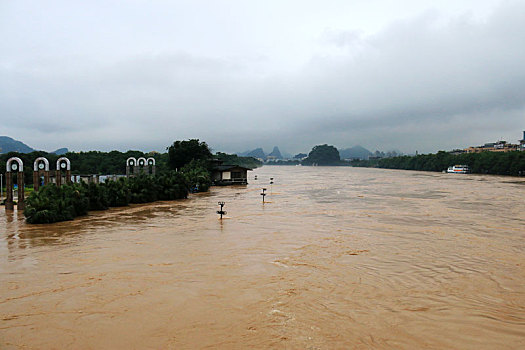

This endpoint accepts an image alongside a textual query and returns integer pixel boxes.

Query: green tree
[104,178,131,207]
[83,182,109,210]
[167,139,212,171]
[155,171,188,200]
[24,183,89,224]
[214,152,262,169]
[181,159,212,192]
[302,144,341,166]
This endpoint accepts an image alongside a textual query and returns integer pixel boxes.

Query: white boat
[447,165,470,174]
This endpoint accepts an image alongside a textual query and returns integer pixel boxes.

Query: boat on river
[447,165,470,174]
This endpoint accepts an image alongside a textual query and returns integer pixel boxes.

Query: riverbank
[350,150,525,176]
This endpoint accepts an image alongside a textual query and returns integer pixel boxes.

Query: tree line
[351,151,525,176]
[273,143,525,175]
[1,141,261,185]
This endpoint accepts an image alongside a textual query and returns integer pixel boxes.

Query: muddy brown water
[1,166,524,349]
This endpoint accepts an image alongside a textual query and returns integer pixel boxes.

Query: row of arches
[32,157,71,171]
[5,155,157,211]
[126,157,156,176]
[32,157,72,190]
[6,156,71,173]
[4,157,72,211]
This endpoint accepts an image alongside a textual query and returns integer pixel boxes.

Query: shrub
[24,183,89,224]
[182,159,212,193]
[83,182,109,210]
[104,177,131,207]
[24,172,191,224]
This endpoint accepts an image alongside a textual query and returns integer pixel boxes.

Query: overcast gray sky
[1,0,524,154]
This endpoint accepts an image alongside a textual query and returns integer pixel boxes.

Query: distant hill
[268,146,283,159]
[0,136,36,154]
[51,148,69,155]
[339,145,372,160]
[239,148,266,159]
[0,136,70,155]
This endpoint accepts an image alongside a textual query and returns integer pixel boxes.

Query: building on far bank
[464,140,519,153]
[448,130,525,154]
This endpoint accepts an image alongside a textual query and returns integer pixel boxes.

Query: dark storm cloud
[0,1,524,153]
[230,2,525,153]
[270,3,525,151]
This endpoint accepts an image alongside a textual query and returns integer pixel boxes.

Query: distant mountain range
[239,145,373,160]
[0,136,68,155]
[0,136,380,161]
[238,146,285,160]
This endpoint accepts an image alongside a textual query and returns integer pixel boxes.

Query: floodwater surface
[1,166,524,349]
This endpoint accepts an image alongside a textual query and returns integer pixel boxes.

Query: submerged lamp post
[217,201,226,219]
[261,188,267,203]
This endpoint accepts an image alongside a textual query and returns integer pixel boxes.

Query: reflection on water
[1,166,524,349]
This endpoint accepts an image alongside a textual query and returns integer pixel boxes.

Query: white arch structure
[137,157,147,167]
[126,157,156,177]
[55,157,71,186]
[126,157,137,177]
[56,157,71,171]
[126,157,137,166]
[147,157,156,175]
[34,157,50,171]
[5,157,25,210]
[7,157,23,172]
[33,157,51,191]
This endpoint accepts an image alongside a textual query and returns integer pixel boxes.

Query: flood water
[1,166,524,349]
